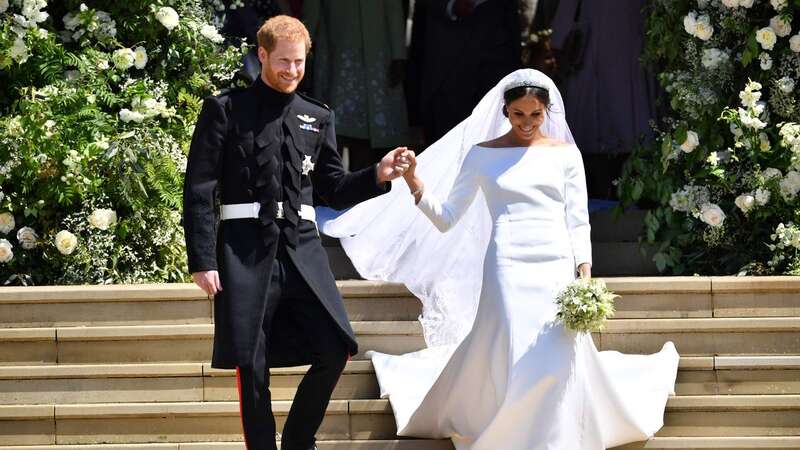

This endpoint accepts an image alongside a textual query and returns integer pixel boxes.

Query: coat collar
[251,76,296,108]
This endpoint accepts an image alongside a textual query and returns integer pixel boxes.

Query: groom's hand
[193,270,222,297]
[377,147,411,183]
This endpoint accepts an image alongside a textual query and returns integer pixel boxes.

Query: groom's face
[259,38,306,94]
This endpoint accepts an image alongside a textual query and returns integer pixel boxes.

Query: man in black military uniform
[183,16,408,450]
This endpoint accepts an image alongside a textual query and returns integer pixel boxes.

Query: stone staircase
[1,277,799,449]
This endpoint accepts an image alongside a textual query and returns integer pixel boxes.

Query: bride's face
[506,95,546,142]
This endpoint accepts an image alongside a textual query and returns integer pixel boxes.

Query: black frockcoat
[183,78,389,369]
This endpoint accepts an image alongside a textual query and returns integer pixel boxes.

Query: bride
[318,69,680,450]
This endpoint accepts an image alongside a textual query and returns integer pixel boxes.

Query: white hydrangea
[756,27,778,50]
[156,6,180,31]
[0,239,12,263]
[777,77,795,94]
[112,48,135,70]
[771,0,788,10]
[200,24,224,44]
[755,187,771,205]
[9,37,30,64]
[701,48,729,69]
[735,193,756,213]
[54,230,78,255]
[16,226,38,250]
[0,212,15,235]
[760,53,773,70]
[88,209,117,231]
[700,203,726,227]
[779,170,800,201]
[670,190,693,212]
[791,34,800,53]
[763,167,783,180]
[770,15,792,37]
[770,223,800,251]
[119,108,145,123]
[681,130,700,153]
[133,46,148,69]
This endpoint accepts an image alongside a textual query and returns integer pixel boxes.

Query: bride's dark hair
[502,86,552,117]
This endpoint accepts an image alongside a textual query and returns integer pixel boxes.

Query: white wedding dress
[367,143,680,450]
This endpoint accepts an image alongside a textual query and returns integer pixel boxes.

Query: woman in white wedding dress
[317,70,679,450]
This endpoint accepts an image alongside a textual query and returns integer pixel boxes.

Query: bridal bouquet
[555,279,617,332]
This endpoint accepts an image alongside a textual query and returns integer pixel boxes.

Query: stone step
[613,436,800,449]
[1,356,799,405]
[1,278,799,327]
[3,316,800,365]
[1,396,798,445]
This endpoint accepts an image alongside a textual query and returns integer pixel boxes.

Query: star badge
[302,155,315,175]
[297,114,317,123]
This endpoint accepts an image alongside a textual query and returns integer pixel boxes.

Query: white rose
[780,171,800,200]
[694,15,714,41]
[0,212,14,235]
[755,187,771,205]
[681,130,700,153]
[156,6,180,31]
[16,226,38,249]
[684,12,698,36]
[0,239,12,263]
[770,16,792,37]
[88,208,117,231]
[760,53,773,70]
[700,203,726,227]
[133,46,148,69]
[200,24,224,44]
[739,0,755,7]
[112,48,135,70]
[0,0,9,14]
[791,34,800,52]
[771,0,788,10]
[735,194,756,213]
[54,230,78,255]
[756,27,778,50]
[721,0,739,7]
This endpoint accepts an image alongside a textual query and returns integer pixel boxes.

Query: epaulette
[298,91,331,110]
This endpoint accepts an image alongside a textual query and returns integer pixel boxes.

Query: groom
[183,16,408,450]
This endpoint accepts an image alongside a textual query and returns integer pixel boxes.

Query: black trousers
[236,248,349,450]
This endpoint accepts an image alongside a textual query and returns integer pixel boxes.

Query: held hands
[377,147,413,183]
[192,270,222,297]
[577,263,592,280]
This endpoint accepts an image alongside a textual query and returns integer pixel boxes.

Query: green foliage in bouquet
[618,0,800,275]
[555,278,617,333]
[0,0,246,284]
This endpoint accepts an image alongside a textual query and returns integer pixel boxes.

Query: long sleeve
[183,96,227,273]
[416,150,480,232]
[312,110,391,209]
[564,148,592,269]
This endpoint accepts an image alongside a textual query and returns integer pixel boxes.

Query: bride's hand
[399,150,417,180]
[578,263,591,279]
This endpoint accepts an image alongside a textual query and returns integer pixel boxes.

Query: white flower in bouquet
[681,130,700,153]
[739,0,755,8]
[701,48,729,69]
[54,230,78,255]
[770,16,792,37]
[9,37,30,64]
[771,0,788,10]
[0,213,15,235]
[739,107,767,130]
[735,194,756,213]
[555,278,617,333]
[200,24,224,44]
[755,187,771,205]
[759,132,771,151]
[16,226,38,249]
[670,189,693,212]
[119,108,145,123]
[88,208,117,231]
[700,203,726,227]
[133,46,148,69]
[21,0,48,25]
[0,239,13,263]
[730,122,744,137]
[694,15,714,40]
[684,12,698,35]
[756,27,778,50]
[721,0,739,7]
[763,167,783,180]
[779,170,800,200]
[760,53,773,70]
[740,83,762,108]
[112,48,135,70]
[0,0,8,14]
[777,77,795,94]
[707,151,720,167]
[791,34,800,52]
[156,6,180,31]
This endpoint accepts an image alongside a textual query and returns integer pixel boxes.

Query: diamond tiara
[503,80,548,93]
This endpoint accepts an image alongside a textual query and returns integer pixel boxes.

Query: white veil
[317,69,575,348]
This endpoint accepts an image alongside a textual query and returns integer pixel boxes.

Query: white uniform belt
[220,202,316,223]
